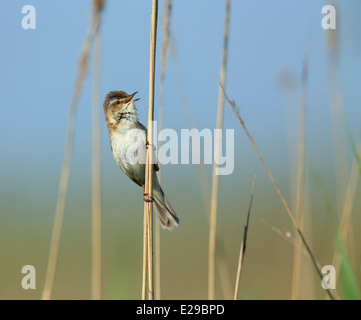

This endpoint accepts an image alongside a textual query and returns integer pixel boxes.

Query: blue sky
[1,0,361,208]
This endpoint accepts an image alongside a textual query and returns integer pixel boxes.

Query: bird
[103,90,180,230]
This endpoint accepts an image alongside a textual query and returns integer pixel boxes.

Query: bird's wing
[137,121,159,172]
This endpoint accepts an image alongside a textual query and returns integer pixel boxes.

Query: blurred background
[0,0,360,299]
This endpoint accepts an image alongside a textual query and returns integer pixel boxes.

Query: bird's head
[103,90,140,129]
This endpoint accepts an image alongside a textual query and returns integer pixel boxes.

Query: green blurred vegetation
[0,161,360,299]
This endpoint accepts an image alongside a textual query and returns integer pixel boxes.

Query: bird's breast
[110,127,147,184]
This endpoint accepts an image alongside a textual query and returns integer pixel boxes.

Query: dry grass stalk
[263,220,342,300]
[291,59,307,301]
[327,1,349,214]
[154,204,161,299]
[208,0,231,300]
[291,1,317,299]
[143,0,159,301]
[331,139,361,279]
[291,45,309,301]
[234,175,256,300]
[155,0,173,300]
[41,3,103,300]
[158,0,172,136]
[142,208,148,300]
[222,86,335,300]
[326,1,356,294]
[91,5,103,300]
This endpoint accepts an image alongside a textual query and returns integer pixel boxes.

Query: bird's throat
[116,112,137,123]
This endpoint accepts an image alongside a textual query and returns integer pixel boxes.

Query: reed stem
[208,0,231,300]
[41,3,102,299]
[222,86,335,301]
[143,0,158,300]
[234,175,256,300]
[155,0,173,300]
[91,11,102,300]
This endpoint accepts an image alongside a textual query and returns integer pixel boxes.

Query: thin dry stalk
[234,175,256,300]
[222,87,335,300]
[291,1,316,300]
[158,0,172,136]
[91,7,103,300]
[41,4,102,300]
[142,207,148,300]
[331,139,361,276]
[154,208,161,300]
[291,60,307,300]
[155,0,173,300]
[208,0,231,300]
[263,219,342,301]
[154,200,161,299]
[291,42,309,301]
[143,0,159,301]
[146,196,154,300]
[214,232,233,299]
[326,0,356,293]
[327,1,349,213]
[262,220,299,249]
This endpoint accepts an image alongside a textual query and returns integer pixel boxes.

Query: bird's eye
[116,100,121,105]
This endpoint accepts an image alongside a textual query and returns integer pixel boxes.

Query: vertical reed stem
[291,56,307,299]
[154,204,161,299]
[233,175,256,300]
[291,0,315,299]
[327,1,353,288]
[91,11,102,300]
[41,5,100,299]
[208,0,231,300]
[142,207,148,300]
[143,0,158,301]
[155,0,172,300]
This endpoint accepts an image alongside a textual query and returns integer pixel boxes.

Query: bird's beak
[125,91,140,104]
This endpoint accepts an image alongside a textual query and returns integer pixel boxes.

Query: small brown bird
[103,90,180,230]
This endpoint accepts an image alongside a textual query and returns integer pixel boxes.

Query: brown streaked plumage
[103,90,129,111]
[102,90,180,230]
[103,91,140,134]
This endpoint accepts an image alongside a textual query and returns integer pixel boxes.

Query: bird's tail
[153,183,180,230]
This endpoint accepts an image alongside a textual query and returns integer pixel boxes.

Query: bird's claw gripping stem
[143,193,154,202]
[146,141,156,150]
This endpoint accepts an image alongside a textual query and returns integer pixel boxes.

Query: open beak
[125,91,140,104]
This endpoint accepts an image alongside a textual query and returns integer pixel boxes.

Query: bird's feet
[142,184,154,202]
[143,193,154,202]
